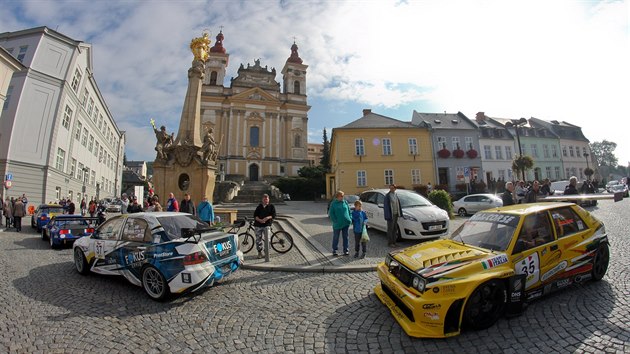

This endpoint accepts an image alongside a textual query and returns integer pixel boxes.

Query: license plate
[222,265,232,274]
[429,225,441,231]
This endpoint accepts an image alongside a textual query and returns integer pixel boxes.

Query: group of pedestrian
[1,194,28,232]
[327,188,374,257]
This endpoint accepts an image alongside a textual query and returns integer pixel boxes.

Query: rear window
[54,219,89,227]
[157,215,208,240]
[43,207,64,214]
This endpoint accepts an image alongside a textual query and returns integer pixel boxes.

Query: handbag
[360,225,370,243]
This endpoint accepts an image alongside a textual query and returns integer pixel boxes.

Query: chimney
[362,109,371,116]
[475,112,485,122]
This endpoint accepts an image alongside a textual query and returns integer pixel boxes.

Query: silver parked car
[452,193,503,216]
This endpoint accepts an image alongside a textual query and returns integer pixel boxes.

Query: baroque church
[200,31,310,181]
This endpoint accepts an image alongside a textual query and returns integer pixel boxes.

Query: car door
[117,216,152,286]
[512,212,557,291]
[89,216,125,275]
[361,192,383,231]
[476,195,492,213]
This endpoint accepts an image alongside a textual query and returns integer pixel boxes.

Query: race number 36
[95,241,105,259]
[515,253,540,289]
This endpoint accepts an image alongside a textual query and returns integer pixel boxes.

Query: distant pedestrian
[525,180,540,203]
[127,196,143,213]
[384,184,403,247]
[197,196,214,225]
[180,193,196,215]
[120,194,130,214]
[540,178,553,196]
[80,198,86,216]
[166,193,179,212]
[67,200,76,214]
[12,198,25,232]
[515,181,527,204]
[4,197,13,228]
[502,181,516,206]
[328,190,351,256]
[88,200,97,217]
[152,196,163,212]
[427,182,433,194]
[351,200,368,258]
[254,194,276,259]
[564,176,580,195]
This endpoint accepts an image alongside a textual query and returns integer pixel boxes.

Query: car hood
[404,206,448,221]
[393,239,508,279]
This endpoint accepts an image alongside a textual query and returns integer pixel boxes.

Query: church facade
[199,31,310,181]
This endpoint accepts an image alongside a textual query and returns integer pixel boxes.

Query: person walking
[4,197,13,228]
[351,200,368,258]
[328,190,352,256]
[88,200,97,217]
[67,199,76,214]
[384,184,403,247]
[166,193,179,212]
[197,196,214,225]
[12,197,25,232]
[179,193,196,215]
[502,181,516,206]
[525,180,540,203]
[80,198,86,216]
[253,194,276,259]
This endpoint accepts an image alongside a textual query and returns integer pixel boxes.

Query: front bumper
[374,263,464,338]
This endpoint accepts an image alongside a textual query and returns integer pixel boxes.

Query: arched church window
[294,134,301,148]
[250,126,259,147]
[293,80,300,95]
[210,71,218,85]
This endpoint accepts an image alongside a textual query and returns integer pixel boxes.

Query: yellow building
[327,109,435,198]
[307,143,323,166]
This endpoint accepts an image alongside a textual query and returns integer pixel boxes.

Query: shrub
[428,189,453,218]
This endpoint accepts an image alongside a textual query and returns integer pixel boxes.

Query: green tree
[320,128,331,172]
[123,153,128,166]
[590,140,618,167]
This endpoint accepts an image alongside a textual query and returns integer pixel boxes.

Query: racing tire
[74,248,90,275]
[142,266,170,301]
[463,279,507,330]
[270,231,294,254]
[458,208,468,217]
[41,228,47,241]
[49,233,58,249]
[238,232,255,254]
[591,243,610,281]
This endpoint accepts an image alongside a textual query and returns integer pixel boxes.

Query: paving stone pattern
[0,200,628,353]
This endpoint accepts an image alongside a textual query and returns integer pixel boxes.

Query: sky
[1,0,629,165]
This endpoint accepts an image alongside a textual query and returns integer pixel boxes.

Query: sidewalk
[218,201,465,273]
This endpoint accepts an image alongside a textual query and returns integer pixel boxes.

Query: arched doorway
[249,164,259,181]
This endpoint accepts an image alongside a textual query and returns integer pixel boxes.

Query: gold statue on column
[190,31,211,62]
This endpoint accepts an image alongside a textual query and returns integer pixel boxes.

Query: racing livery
[73,212,244,300]
[31,204,64,232]
[375,202,610,338]
[43,215,98,249]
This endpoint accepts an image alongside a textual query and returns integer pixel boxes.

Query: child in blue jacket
[351,200,368,258]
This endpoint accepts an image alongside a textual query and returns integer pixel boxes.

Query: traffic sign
[4,180,12,189]
[5,173,12,181]
[464,167,470,177]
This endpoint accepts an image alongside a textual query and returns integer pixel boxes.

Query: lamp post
[82,167,89,201]
[505,118,528,182]
[583,152,590,180]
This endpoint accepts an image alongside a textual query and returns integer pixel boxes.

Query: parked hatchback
[453,193,503,216]
[359,189,449,240]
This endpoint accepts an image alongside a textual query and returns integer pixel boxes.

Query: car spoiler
[181,219,247,243]
[49,216,100,225]
[540,193,622,203]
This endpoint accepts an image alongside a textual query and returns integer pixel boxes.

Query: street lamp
[583,152,590,180]
[82,167,89,200]
[505,118,528,181]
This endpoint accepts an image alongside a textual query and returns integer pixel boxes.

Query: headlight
[415,277,427,292]
[402,213,417,221]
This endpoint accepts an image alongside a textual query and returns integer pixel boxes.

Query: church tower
[281,42,308,95]
[204,30,228,86]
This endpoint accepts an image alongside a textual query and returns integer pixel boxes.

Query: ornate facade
[200,31,310,181]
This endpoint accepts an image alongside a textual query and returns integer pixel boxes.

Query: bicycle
[236,217,294,254]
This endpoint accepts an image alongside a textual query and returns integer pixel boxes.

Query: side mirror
[513,239,526,254]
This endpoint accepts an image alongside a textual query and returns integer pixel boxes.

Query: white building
[0,26,125,206]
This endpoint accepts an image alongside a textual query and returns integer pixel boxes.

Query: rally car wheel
[458,208,468,217]
[41,228,47,241]
[463,279,507,330]
[74,248,90,275]
[591,243,610,281]
[142,266,170,301]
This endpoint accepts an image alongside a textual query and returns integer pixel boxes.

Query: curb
[242,262,376,273]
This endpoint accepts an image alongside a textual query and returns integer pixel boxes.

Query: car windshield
[158,214,209,240]
[398,191,432,208]
[611,185,626,191]
[42,207,64,214]
[449,212,521,252]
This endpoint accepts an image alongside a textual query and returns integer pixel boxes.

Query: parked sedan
[73,212,244,301]
[43,215,98,249]
[359,189,449,240]
[453,193,503,216]
[31,204,64,232]
[105,200,123,213]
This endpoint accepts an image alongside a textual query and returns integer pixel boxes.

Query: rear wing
[540,193,623,203]
[49,216,100,227]
[181,219,247,243]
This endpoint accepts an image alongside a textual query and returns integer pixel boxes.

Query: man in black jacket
[179,193,196,215]
[127,196,143,213]
[502,181,515,206]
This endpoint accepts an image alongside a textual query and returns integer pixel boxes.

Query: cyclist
[253,194,276,259]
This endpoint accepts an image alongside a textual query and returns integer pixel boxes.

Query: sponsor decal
[511,291,521,302]
[513,278,523,291]
[181,273,191,283]
[574,274,591,283]
[432,287,440,294]
[482,254,509,269]
[556,278,571,288]
[411,252,423,260]
[213,240,233,256]
[442,285,456,294]
[471,213,519,226]
[541,261,568,282]
[422,303,441,310]
[424,312,440,321]
[153,252,173,259]
[526,289,543,300]
[515,253,540,289]
[125,250,145,265]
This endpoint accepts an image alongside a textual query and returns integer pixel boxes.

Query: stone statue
[201,127,218,163]
[190,31,211,62]
[154,125,174,160]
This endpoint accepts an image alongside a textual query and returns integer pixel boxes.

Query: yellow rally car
[375,202,610,338]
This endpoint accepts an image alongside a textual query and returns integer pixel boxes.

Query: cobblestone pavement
[0,200,628,353]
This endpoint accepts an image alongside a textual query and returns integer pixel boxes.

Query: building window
[494,146,503,160]
[294,134,301,148]
[82,89,89,107]
[55,148,66,171]
[249,126,259,147]
[579,168,584,179]
[355,139,365,156]
[98,115,103,130]
[576,147,581,157]
[531,144,538,158]
[384,169,394,186]
[551,145,558,158]
[88,135,94,152]
[56,187,61,200]
[3,86,12,110]
[294,81,300,95]
[70,159,76,177]
[94,141,99,157]
[465,137,473,150]
[71,69,82,92]
[543,145,549,158]
[408,138,418,155]
[555,167,561,180]
[82,128,88,146]
[437,136,446,150]
[569,146,574,157]
[451,137,460,150]
[582,147,587,156]
[75,121,82,140]
[562,146,567,157]
[566,168,571,179]
[357,170,367,187]
[505,146,513,160]
[62,105,72,129]
[77,163,84,179]
[484,145,492,159]
[411,169,421,185]
[17,46,27,62]
[99,146,103,162]
[498,170,506,181]
[87,98,94,118]
[545,166,552,178]
[382,138,392,156]
[210,71,217,85]
[84,168,90,184]
[91,171,96,185]
[93,107,99,122]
